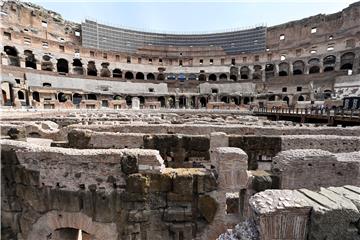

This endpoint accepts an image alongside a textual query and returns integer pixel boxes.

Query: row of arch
[3,46,358,81]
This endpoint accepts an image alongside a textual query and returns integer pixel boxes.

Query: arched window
[199,97,207,108]
[24,50,37,69]
[265,64,275,78]
[32,92,40,102]
[278,62,289,76]
[113,69,122,78]
[188,74,197,81]
[87,61,97,76]
[230,75,237,81]
[178,74,186,81]
[136,72,144,80]
[221,96,229,103]
[4,46,20,67]
[219,73,227,81]
[57,58,69,73]
[17,91,25,100]
[158,96,165,107]
[292,60,305,75]
[208,74,217,81]
[58,92,67,102]
[147,73,155,80]
[240,66,250,79]
[198,74,206,81]
[157,73,165,81]
[125,71,134,80]
[269,95,275,101]
[167,74,176,80]
[73,93,82,104]
[283,96,290,105]
[309,66,320,74]
[100,62,111,77]
[41,55,53,71]
[253,65,262,79]
[72,59,83,75]
[243,97,250,105]
[298,95,305,101]
[87,93,97,100]
[340,52,355,70]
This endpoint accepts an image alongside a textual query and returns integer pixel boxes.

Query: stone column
[132,97,140,110]
[175,97,179,109]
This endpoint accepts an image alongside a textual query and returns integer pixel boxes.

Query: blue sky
[32,1,358,33]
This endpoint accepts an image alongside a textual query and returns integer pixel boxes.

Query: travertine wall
[272,149,360,190]
[1,140,221,240]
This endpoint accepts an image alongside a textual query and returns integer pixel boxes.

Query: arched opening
[292,60,305,75]
[100,62,111,77]
[73,93,82,105]
[253,65,262,80]
[219,73,227,81]
[178,74,186,81]
[87,61,97,76]
[200,97,207,108]
[136,72,144,80]
[58,92,67,102]
[221,96,229,103]
[87,93,97,100]
[179,96,187,108]
[168,96,175,108]
[53,227,94,240]
[32,91,40,102]
[41,55,53,71]
[113,69,122,78]
[240,66,250,79]
[298,95,305,101]
[57,58,69,73]
[208,74,217,81]
[340,52,355,70]
[188,74,197,81]
[17,91,25,100]
[113,95,121,100]
[167,74,176,80]
[230,97,239,105]
[72,59,84,75]
[243,97,250,105]
[230,66,238,76]
[157,73,165,81]
[139,96,145,106]
[309,66,320,74]
[278,62,289,76]
[308,58,320,74]
[4,46,20,67]
[323,90,332,99]
[265,64,275,78]
[230,75,237,81]
[198,74,206,81]
[269,95,275,101]
[125,72,134,80]
[323,55,336,72]
[24,50,37,69]
[158,96,165,108]
[283,96,289,105]
[2,90,7,103]
[147,73,155,80]
[125,96,132,106]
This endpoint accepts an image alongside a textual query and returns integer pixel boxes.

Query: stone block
[126,174,149,193]
[198,195,218,223]
[121,153,139,175]
[163,207,193,222]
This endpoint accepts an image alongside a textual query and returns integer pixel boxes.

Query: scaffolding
[81,19,266,55]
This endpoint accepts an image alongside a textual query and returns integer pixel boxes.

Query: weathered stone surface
[198,195,218,223]
[126,174,150,193]
[7,127,26,140]
[67,129,91,148]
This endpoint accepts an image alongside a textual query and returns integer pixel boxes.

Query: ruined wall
[1,140,219,240]
[272,149,360,190]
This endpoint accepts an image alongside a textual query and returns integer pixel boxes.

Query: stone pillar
[175,97,179,109]
[131,97,140,110]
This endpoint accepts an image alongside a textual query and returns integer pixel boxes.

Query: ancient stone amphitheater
[1,1,360,240]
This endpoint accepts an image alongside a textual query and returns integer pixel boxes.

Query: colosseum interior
[1,1,360,240]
